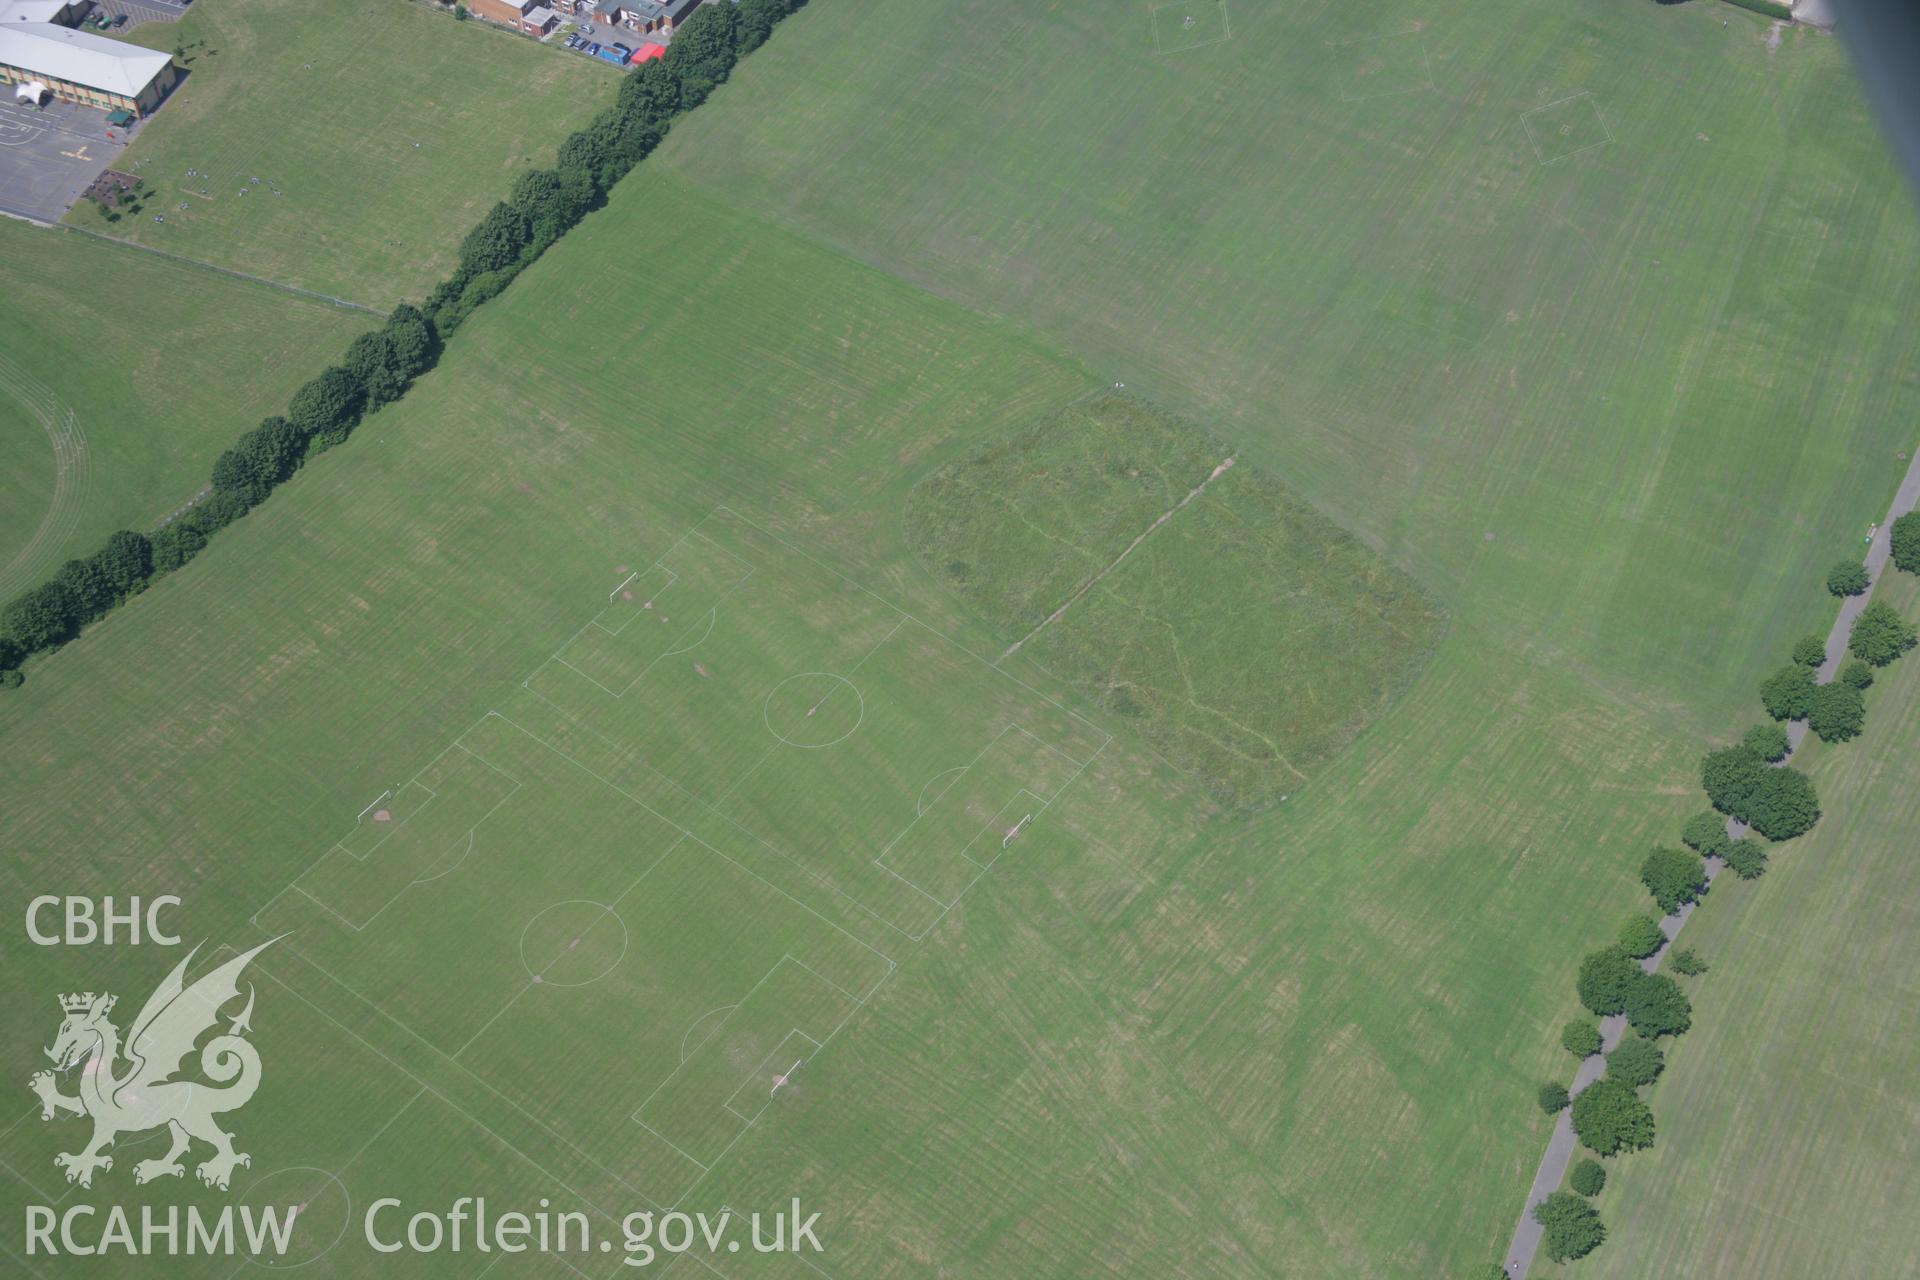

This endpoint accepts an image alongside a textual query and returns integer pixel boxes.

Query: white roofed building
[0,0,177,117]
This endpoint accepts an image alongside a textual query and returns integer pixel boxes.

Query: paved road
[1501,442,1920,1276]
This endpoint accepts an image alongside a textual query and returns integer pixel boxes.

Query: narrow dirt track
[998,456,1235,663]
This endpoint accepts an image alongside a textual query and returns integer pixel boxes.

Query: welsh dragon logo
[29,939,276,1191]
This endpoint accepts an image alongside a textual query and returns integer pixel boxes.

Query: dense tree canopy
[1827,559,1870,597]
[1538,1082,1570,1114]
[1571,1077,1656,1156]
[1606,1035,1664,1087]
[1720,837,1767,880]
[287,366,366,448]
[616,58,682,125]
[1680,811,1730,857]
[54,556,114,621]
[664,3,739,108]
[1840,658,1875,690]
[1791,633,1829,667]
[1670,947,1709,976]
[1577,947,1642,1017]
[1569,1158,1607,1197]
[1623,972,1692,1037]
[1809,680,1866,743]
[1849,601,1917,667]
[150,521,208,575]
[1533,1191,1606,1263]
[1640,847,1707,914]
[1744,766,1820,840]
[1,582,80,652]
[1760,662,1816,721]
[1891,510,1920,575]
[95,530,151,597]
[1617,914,1666,959]
[1701,744,1767,818]
[1562,1019,1603,1058]
[457,201,532,276]
[1742,722,1790,763]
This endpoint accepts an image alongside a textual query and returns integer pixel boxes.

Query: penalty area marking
[1331,28,1437,102]
[1520,92,1612,165]
[1149,0,1231,54]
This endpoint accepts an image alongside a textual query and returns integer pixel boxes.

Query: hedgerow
[0,1,804,686]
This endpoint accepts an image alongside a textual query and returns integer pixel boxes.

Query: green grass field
[906,394,1446,809]
[655,0,1920,719]
[2,0,1918,1276]
[0,219,366,600]
[66,0,614,308]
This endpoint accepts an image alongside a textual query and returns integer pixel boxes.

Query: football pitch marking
[252,727,523,935]
[1520,92,1612,165]
[232,504,1112,1229]
[1150,0,1231,55]
[528,525,756,700]
[517,898,630,988]
[1331,28,1437,102]
[764,671,865,748]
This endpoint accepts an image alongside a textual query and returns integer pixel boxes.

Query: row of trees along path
[1502,442,1920,1277]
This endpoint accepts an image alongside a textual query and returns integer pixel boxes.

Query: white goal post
[1003,814,1035,849]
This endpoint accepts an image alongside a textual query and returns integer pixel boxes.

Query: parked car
[586,41,601,55]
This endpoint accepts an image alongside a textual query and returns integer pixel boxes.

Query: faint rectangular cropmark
[1334,29,1435,102]
[1150,0,1231,55]
[1521,92,1612,165]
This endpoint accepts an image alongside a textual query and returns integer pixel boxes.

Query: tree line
[0,0,800,690]
[1517,521,1920,1266]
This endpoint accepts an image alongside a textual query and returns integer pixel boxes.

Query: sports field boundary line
[594,566,678,637]
[720,1029,823,1123]
[338,777,439,863]
[874,722,1024,864]
[209,1081,425,1280]
[1519,91,1613,166]
[270,945,672,1215]
[487,709,906,971]
[496,690,931,947]
[218,502,1118,1232]
[713,505,1112,755]
[627,954,842,1121]
[623,944,896,1207]
[1330,27,1436,102]
[514,507,1108,940]
[254,967,672,1242]
[449,833,690,1062]
[257,738,523,935]
[57,224,384,314]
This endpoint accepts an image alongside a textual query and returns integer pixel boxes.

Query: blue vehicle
[585,41,601,56]
[597,43,630,65]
